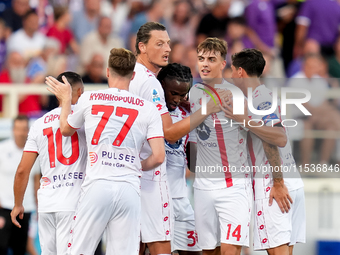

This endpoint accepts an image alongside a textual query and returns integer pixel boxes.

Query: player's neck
[108,77,129,91]
[243,77,261,95]
[137,56,160,74]
[202,77,223,88]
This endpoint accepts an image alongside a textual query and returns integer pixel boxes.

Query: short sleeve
[67,93,87,129]
[146,104,164,140]
[140,78,168,115]
[188,129,197,143]
[24,122,39,153]
[296,1,312,26]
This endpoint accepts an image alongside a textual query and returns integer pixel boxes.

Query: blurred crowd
[0,0,340,164]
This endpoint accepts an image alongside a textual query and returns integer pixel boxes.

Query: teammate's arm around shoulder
[45,76,76,136]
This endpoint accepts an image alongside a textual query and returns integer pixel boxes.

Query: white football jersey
[129,62,168,181]
[24,107,87,212]
[247,85,304,200]
[190,81,251,190]
[165,106,190,198]
[67,88,164,189]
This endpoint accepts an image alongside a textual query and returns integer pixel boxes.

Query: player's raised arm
[11,151,38,228]
[45,76,76,136]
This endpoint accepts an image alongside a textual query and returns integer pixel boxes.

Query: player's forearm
[59,99,75,136]
[262,141,284,187]
[141,152,165,171]
[247,122,287,147]
[13,165,30,207]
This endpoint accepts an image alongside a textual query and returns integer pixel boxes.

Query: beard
[9,67,27,83]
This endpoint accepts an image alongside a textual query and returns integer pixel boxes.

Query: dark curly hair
[157,63,193,87]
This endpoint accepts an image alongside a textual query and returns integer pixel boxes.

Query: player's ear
[139,42,146,54]
[221,59,227,71]
[238,67,243,78]
[130,71,135,81]
[106,68,110,78]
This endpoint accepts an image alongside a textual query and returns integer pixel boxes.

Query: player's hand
[207,89,231,114]
[269,181,293,213]
[11,205,25,228]
[220,96,249,124]
[45,76,72,103]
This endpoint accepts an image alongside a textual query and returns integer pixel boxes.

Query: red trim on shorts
[147,136,164,141]
[214,116,233,188]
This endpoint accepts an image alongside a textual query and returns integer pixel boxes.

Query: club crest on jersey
[165,138,182,149]
[89,152,98,166]
[196,122,211,140]
[41,177,51,187]
[152,89,160,102]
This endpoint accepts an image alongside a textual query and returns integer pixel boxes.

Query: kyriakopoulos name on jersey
[89,93,144,106]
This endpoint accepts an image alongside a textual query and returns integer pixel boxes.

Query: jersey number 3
[43,127,79,168]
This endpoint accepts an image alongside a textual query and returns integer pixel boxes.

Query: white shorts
[140,178,173,243]
[171,197,201,252]
[194,185,252,250]
[253,188,306,250]
[38,211,74,255]
[68,180,141,255]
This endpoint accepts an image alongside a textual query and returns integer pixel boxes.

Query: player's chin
[156,60,169,68]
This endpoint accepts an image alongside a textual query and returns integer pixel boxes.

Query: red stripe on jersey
[214,117,233,188]
[147,136,164,140]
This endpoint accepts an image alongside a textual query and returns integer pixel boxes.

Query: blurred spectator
[119,0,144,47]
[82,54,107,84]
[287,38,320,78]
[244,0,277,54]
[169,41,186,64]
[0,19,7,72]
[288,54,340,165]
[46,6,79,54]
[166,0,197,47]
[7,10,46,61]
[70,0,100,43]
[129,0,166,51]
[0,115,40,255]
[100,0,130,37]
[79,16,123,76]
[294,0,340,57]
[196,0,230,45]
[225,17,253,50]
[183,47,200,80]
[30,0,54,33]
[26,38,61,84]
[328,35,340,78]
[1,0,32,38]
[0,52,42,116]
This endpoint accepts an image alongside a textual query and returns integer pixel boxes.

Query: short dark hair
[157,63,193,87]
[135,22,166,54]
[22,9,37,21]
[108,48,136,77]
[197,38,228,60]
[231,49,266,77]
[56,71,83,87]
[53,6,68,21]
[13,114,29,126]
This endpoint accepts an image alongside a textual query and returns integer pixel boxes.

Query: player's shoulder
[253,85,276,109]
[34,107,61,126]
[133,63,158,82]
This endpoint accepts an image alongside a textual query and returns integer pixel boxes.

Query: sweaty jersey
[24,107,87,212]
[129,62,168,181]
[247,85,304,200]
[190,81,251,190]
[165,106,189,198]
[67,88,164,190]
